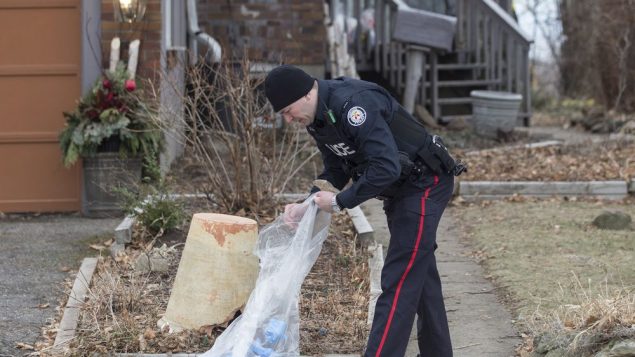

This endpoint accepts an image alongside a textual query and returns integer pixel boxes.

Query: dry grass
[50,205,369,355]
[71,249,217,355]
[520,276,634,356]
[300,212,370,354]
[455,199,635,356]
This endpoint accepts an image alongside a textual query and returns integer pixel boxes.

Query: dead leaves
[143,327,156,340]
[138,328,157,351]
[88,238,114,251]
[463,140,635,181]
[89,244,106,251]
[15,342,35,350]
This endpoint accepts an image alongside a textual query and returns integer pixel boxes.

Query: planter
[82,152,142,217]
[470,90,522,138]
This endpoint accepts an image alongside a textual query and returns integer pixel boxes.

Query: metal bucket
[82,153,141,217]
[470,90,522,139]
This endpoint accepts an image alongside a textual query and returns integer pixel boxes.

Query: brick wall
[101,0,162,82]
[197,1,326,65]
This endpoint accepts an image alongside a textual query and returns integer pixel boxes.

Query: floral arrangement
[59,64,161,167]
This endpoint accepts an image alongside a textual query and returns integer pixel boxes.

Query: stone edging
[459,180,635,201]
[58,196,378,356]
[51,257,98,353]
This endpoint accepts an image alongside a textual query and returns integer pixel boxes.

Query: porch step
[437,97,473,105]
[437,79,499,87]
[432,62,488,71]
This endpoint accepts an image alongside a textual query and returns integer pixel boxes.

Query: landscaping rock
[544,348,567,357]
[109,242,126,258]
[534,333,576,355]
[610,339,635,356]
[149,255,169,272]
[132,245,173,273]
[115,216,135,244]
[534,333,560,354]
[592,210,632,231]
[594,350,611,357]
[620,120,635,135]
[134,253,150,273]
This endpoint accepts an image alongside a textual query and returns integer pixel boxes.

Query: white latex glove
[313,191,337,213]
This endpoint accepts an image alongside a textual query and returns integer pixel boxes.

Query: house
[0,0,529,214]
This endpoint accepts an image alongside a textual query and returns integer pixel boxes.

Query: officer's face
[280,93,316,127]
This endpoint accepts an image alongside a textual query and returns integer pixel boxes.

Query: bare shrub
[560,0,635,112]
[153,57,319,213]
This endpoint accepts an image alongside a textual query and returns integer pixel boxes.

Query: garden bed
[59,200,369,355]
[457,137,635,182]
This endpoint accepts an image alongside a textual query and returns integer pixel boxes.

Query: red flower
[102,78,112,89]
[125,79,136,92]
[87,109,99,120]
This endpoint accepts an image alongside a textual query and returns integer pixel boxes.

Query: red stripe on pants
[375,184,433,357]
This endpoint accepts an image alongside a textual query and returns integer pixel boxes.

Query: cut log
[159,213,259,331]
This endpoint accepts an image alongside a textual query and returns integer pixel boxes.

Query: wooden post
[431,52,439,120]
[354,0,362,62]
[523,45,531,126]
[374,0,382,73]
[420,53,427,109]
[505,32,515,92]
[397,44,404,92]
[382,3,389,79]
[403,48,424,114]
[159,213,259,331]
[474,10,481,79]
[497,28,504,91]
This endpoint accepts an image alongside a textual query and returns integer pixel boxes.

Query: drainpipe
[186,0,222,63]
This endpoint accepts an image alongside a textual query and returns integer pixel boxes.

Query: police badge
[347,106,366,126]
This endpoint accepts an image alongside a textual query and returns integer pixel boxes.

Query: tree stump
[159,213,259,331]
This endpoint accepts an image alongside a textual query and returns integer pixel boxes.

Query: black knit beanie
[264,65,314,112]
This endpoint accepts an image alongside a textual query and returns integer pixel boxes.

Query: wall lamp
[113,0,148,23]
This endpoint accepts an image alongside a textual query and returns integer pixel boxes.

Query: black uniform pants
[365,172,454,357]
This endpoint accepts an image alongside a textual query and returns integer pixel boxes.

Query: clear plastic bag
[202,196,331,357]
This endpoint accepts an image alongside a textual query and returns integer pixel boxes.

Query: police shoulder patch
[347,106,366,126]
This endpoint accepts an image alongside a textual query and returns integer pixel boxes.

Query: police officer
[265,65,463,357]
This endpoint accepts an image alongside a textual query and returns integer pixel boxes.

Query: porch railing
[336,0,533,124]
[455,0,533,122]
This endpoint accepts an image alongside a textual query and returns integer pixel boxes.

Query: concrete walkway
[0,215,119,356]
[361,199,520,357]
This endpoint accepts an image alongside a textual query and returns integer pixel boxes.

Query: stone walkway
[361,199,520,357]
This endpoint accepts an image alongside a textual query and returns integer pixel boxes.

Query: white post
[127,39,140,79]
[109,37,121,73]
[403,49,424,114]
